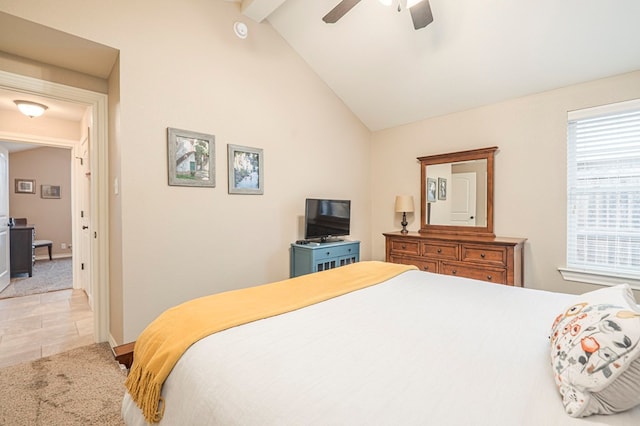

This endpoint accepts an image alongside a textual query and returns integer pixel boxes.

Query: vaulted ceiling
[1,2,640,134]
[237,0,640,130]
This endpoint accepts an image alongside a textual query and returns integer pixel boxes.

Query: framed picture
[438,177,447,200]
[167,127,215,187]
[427,177,437,202]
[227,144,264,195]
[41,184,61,199]
[15,179,35,194]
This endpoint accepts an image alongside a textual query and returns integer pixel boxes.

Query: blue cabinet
[290,240,360,278]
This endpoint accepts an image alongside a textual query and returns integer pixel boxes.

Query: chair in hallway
[34,239,53,261]
[14,217,53,261]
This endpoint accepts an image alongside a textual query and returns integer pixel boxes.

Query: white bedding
[122,270,640,425]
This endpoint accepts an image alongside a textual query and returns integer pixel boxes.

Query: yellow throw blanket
[125,261,417,423]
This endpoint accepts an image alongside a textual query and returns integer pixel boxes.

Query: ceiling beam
[240,0,287,22]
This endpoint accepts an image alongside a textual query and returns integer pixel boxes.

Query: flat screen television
[304,198,351,242]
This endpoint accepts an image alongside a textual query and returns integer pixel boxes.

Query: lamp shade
[395,195,414,213]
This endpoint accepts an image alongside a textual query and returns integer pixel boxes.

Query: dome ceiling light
[14,100,48,118]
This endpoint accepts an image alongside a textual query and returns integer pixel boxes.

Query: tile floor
[0,289,94,368]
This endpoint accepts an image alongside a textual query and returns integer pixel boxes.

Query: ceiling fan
[323,0,433,30]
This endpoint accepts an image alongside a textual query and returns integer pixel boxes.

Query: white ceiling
[1,2,639,135]
[0,87,88,122]
[0,86,88,152]
[240,0,640,131]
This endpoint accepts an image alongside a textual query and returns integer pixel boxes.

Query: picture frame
[41,184,61,199]
[227,144,264,195]
[438,177,447,200]
[427,177,437,203]
[167,127,215,187]
[15,179,35,194]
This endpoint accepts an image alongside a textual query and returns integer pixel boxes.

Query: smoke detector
[233,22,248,39]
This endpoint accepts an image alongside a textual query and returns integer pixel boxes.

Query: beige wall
[371,70,640,297]
[4,1,638,344]
[0,51,108,94]
[8,146,72,258]
[0,0,372,343]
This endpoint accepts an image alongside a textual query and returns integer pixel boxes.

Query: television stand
[290,240,360,278]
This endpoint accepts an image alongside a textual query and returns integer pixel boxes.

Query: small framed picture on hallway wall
[15,178,35,194]
[41,185,61,199]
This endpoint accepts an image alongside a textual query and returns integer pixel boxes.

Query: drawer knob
[423,266,429,271]
[326,252,330,255]
[348,248,351,252]
[487,275,493,280]
[480,253,486,258]
[437,248,442,253]
[452,269,457,275]
[401,244,406,249]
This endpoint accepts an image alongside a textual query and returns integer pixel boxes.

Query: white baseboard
[34,253,72,261]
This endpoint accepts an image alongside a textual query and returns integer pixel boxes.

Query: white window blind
[567,100,640,280]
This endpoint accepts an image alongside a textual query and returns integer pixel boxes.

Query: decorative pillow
[549,284,640,417]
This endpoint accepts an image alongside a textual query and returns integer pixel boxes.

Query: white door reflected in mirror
[450,172,476,226]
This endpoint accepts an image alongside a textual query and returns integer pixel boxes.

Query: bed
[121,261,640,425]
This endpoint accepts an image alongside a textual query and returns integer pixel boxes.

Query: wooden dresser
[384,231,526,286]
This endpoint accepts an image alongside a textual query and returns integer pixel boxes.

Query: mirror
[418,147,497,237]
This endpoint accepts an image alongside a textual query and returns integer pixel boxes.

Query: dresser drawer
[389,255,438,273]
[389,240,420,256]
[384,232,525,287]
[440,262,507,285]
[313,244,358,261]
[422,242,459,260]
[461,244,508,267]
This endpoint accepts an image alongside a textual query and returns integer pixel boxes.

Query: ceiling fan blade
[409,0,433,30]
[322,0,362,24]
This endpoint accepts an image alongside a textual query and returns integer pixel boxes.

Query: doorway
[0,144,77,298]
[0,70,109,343]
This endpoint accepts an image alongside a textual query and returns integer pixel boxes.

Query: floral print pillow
[550,284,640,417]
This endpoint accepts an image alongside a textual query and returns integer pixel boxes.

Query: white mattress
[122,270,640,425]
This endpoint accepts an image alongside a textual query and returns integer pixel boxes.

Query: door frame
[0,145,9,293]
[0,70,109,342]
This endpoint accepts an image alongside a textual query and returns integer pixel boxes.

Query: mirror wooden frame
[418,146,498,237]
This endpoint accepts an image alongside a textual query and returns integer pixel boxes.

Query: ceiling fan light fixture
[14,100,48,118]
[379,0,393,6]
[406,0,424,8]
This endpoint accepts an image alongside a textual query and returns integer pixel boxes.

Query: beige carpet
[0,257,72,299]
[0,342,126,425]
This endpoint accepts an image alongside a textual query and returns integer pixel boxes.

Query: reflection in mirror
[418,146,497,237]
[426,159,487,227]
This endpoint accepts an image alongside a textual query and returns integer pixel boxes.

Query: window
[563,99,640,287]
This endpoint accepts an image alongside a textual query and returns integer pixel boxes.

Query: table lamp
[395,195,414,234]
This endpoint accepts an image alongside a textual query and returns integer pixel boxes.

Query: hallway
[0,288,93,368]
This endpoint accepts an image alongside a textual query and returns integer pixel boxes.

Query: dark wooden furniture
[13,218,53,261]
[113,341,136,370]
[10,225,34,277]
[384,231,526,286]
